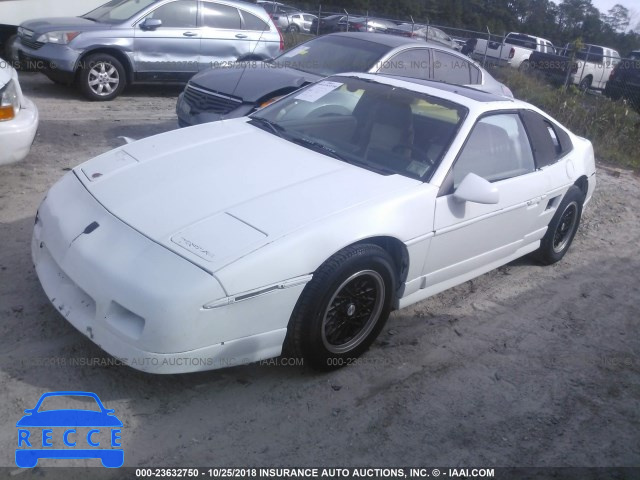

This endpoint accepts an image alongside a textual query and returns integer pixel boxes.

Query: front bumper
[0,96,39,166]
[13,39,79,78]
[32,173,303,373]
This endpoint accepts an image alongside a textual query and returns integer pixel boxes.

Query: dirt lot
[1,72,639,476]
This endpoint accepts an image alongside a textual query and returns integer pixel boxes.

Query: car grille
[19,35,45,50]
[183,84,243,115]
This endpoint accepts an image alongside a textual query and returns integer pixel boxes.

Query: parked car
[385,24,457,50]
[472,32,555,70]
[310,14,344,35]
[176,32,513,126]
[604,52,640,109]
[529,43,621,90]
[256,0,301,31]
[12,0,283,101]
[286,12,317,33]
[0,61,38,165]
[0,0,106,59]
[33,72,596,373]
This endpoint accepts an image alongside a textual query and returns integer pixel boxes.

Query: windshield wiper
[249,117,285,137]
[287,135,347,161]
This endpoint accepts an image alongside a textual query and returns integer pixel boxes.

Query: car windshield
[272,35,390,76]
[37,395,101,412]
[82,0,158,23]
[250,76,467,181]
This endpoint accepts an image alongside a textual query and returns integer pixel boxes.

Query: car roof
[328,32,426,48]
[338,72,514,105]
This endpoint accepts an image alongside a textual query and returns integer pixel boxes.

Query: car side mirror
[140,18,162,30]
[453,173,499,204]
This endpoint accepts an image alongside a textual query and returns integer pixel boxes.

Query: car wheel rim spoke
[322,270,384,354]
[553,202,578,253]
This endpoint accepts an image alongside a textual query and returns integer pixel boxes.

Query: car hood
[20,17,109,34]
[75,118,420,273]
[189,62,321,103]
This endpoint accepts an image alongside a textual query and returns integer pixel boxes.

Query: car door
[422,112,547,286]
[199,1,267,69]
[134,0,200,81]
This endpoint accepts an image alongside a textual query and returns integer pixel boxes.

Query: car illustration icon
[16,391,123,468]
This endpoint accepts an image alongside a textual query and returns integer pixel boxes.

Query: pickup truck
[472,32,555,69]
[604,51,640,109]
[0,0,106,59]
[529,43,621,90]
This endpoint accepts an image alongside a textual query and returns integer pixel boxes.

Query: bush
[490,67,640,169]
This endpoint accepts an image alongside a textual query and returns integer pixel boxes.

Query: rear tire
[285,244,396,370]
[79,53,126,101]
[535,186,584,265]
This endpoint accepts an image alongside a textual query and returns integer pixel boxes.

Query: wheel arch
[75,48,133,84]
[351,236,410,298]
[573,175,589,201]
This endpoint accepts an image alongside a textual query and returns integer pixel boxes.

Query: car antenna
[227,2,280,109]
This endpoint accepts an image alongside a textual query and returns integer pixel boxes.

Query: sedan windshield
[273,36,390,76]
[250,76,467,181]
[82,0,158,23]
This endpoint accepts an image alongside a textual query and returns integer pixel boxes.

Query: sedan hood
[20,17,108,34]
[75,119,420,273]
[190,62,321,103]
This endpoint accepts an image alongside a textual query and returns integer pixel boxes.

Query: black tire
[535,186,584,265]
[79,53,126,101]
[578,76,592,91]
[518,60,530,72]
[285,244,396,370]
[287,24,300,33]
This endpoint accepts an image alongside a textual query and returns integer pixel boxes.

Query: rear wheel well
[76,48,133,84]
[574,175,588,201]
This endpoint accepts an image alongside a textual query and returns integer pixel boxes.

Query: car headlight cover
[36,31,81,44]
[0,80,19,121]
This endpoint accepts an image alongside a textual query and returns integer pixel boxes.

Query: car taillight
[509,47,515,59]
[277,27,284,51]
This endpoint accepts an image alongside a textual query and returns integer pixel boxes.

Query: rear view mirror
[140,18,162,30]
[453,173,499,204]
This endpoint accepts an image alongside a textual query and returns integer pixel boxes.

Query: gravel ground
[1,72,639,477]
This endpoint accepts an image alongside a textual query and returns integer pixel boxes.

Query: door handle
[183,31,198,37]
[235,34,248,39]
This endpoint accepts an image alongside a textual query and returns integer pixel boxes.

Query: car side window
[144,0,197,28]
[451,113,535,188]
[202,2,241,29]
[378,49,430,80]
[520,109,573,167]
[239,10,269,31]
[432,50,472,85]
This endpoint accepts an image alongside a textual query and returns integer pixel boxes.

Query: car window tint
[469,64,481,84]
[145,0,197,28]
[378,49,430,80]
[84,0,157,24]
[452,113,535,188]
[520,110,572,167]
[303,14,315,21]
[241,10,269,31]
[433,50,472,84]
[202,2,241,29]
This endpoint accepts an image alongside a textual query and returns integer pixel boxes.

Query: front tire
[287,24,300,33]
[535,186,584,265]
[79,53,126,101]
[285,244,396,370]
[578,76,592,91]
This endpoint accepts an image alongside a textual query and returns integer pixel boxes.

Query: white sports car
[32,73,596,373]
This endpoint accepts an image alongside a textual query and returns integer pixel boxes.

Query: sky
[590,0,638,19]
